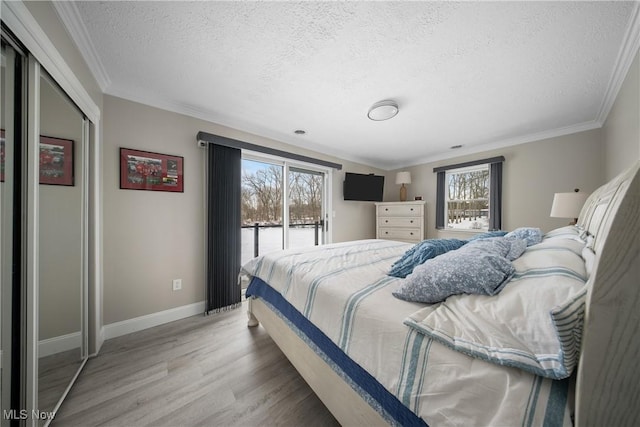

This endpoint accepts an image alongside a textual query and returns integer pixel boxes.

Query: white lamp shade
[550,192,590,218]
[395,171,411,185]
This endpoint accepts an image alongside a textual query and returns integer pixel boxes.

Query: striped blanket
[242,238,575,427]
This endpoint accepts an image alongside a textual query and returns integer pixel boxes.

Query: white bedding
[242,238,574,426]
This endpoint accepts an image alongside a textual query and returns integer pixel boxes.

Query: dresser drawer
[378,227,422,242]
[378,204,422,217]
[379,216,420,228]
[375,201,426,242]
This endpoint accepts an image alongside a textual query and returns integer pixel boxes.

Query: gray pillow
[393,238,515,304]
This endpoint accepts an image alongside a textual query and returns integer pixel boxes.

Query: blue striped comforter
[242,239,573,427]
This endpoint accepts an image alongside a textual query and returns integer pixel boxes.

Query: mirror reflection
[37,72,85,419]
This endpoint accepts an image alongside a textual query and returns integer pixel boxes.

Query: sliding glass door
[288,167,326,250]
[241,158,283,265]
[241,155,330,265]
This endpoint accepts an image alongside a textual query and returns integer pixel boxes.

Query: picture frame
[40,136,74,186]
[120,147,184,193]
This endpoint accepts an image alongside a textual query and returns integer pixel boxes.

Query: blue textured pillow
[388,239,467,278]
[464,236,526,260]
[393,239,515,303]
[466,230,508,241]
[505,227,542,246]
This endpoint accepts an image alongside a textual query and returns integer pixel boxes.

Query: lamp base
[400,185,407,202]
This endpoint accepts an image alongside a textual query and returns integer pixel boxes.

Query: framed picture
[120,148,184,192]
[40,136,74,186]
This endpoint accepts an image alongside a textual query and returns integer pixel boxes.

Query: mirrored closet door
[37,70,88,423]
[1,25,91,426]
[1,35,27,427]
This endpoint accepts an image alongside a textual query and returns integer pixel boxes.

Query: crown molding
[596,1,640,124]
[105,87,377,169]
[1,1,100,123]
[52,0,111,92]
[393,120,602,171]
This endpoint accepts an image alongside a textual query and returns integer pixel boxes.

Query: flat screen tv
[343,172,384,202]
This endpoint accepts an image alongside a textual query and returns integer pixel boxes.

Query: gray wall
[383,129,604,238]
[603,50,640,180]
[102,95,384,324]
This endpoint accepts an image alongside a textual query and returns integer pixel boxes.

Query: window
[240,154,331,265]
[446,165,490,230]
[434,156,503,231]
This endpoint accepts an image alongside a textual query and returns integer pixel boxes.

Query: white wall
[102,95,384,324]
[603,49,640,180]
[383,129,604,237]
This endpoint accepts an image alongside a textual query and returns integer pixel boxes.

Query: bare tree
[242,165,283,224]
[242,162,324,231]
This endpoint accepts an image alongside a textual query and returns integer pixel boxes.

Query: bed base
[247,298,388,426]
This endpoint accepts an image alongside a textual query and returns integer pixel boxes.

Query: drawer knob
[385,220,388,223]
[410,232,414,235]
[410,208,414,211]
[385,208,389,211]
[410,220,414,224]
[385,231,389,235]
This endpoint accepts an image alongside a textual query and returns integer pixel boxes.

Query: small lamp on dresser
[550,189,590,225]
[396,171,411,202]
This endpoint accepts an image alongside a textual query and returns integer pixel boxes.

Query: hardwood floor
[53,303,339,426]
[39,348,84,417]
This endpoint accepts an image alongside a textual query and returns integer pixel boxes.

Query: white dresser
[375,201,426,243]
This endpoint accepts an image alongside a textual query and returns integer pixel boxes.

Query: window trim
[444,164,490,231]
[435,156,504,231]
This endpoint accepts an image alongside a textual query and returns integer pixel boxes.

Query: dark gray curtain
[489,161,503,231]
[207,144,241,313]
[435,171,445,229]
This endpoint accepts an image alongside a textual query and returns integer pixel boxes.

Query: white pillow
[403,235,587,379]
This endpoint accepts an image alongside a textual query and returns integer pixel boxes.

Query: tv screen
[343,172,384,202]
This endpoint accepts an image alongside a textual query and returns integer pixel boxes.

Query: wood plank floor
[53,303,339,426]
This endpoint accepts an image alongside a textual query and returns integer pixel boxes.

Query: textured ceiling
[57,1,638,169]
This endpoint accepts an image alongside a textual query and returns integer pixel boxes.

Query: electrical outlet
[172,279,182,291]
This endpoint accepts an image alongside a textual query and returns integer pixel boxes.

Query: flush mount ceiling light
[367,100,399,121]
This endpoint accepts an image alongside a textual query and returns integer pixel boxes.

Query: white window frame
[241,151,333,250]
[444,164,490,231]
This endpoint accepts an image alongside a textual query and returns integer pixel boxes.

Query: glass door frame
[242,150,333,251]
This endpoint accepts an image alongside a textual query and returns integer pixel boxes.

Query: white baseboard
[39,332,81,358]
[103,301,206,340]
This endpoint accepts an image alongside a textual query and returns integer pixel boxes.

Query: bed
[242,160,639,426]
